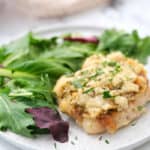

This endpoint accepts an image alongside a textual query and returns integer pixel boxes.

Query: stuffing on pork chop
[54,52,150,134]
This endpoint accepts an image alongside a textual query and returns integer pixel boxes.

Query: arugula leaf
[0,94,34,137]
[137,105,144,111]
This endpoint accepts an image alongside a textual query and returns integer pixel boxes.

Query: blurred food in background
[12,0,111,18]
[0,0,5,10]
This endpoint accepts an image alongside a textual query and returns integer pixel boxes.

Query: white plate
[0,26,150,150]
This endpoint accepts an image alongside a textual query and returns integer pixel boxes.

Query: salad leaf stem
[0,68,36,79]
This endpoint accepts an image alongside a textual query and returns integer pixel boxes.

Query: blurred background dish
[13,0,111,18]
[1,0,150,41]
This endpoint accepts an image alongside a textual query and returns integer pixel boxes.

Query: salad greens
[0,94,34,137]
[0,29,150,142]
[97,29,150,63]
[0,32,96,140]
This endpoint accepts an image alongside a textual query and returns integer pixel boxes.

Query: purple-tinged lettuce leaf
[64,36,99,43]
[26,107,69,143]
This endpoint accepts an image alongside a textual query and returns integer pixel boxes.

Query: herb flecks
[75,136,78,140]
[80,70,89,76]
[83,87,94,94]
[103,61,117,67]
[131,121,137,126]
[102,61,121,76]
[65,72,74,77]
[105,139,110,144]
[71,141,75,145]
[102,61,118,67]
[114,63,121,73]
[89,69,104,80]
[54,143,57,149]
[111,64,121,76]
[99,136,103,141]
[72,79,83,89]
[103,90,112,99]
[137,105,144,111]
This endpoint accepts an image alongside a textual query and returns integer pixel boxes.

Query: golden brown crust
[78,86,150,134]
[54,52,150,134]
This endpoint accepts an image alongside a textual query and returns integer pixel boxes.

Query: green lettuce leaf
[0,94,34,137]
[97,29,150,64]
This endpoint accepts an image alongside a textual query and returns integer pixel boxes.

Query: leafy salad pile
[0,29,150,142]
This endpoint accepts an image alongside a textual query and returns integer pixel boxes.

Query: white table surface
[0,0,150,149]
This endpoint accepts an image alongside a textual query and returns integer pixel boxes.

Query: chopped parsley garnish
[75,136,78,140]
[114,64,121,72]
[108,78,113,82]
[90,69,104,79]
[103,90,112,99]
[80,70,89,76]
[96,69,104,75]
[54,143,57,149]
[83,87,94,94]
[131,122,136,126]
[102,61,118,67]
[102,61,121,76]
[71,141,75,145]
[111,65,121,76]
[102,61,109,67]
[110,64,121,76]
[137,105,144,111]
[99,136,103,141]
[108,61,118,67]
[105,139,110,144]
[72,79,83,88]
[65,72,74,77]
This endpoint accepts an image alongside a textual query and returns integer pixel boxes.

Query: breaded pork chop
[54,52,150,134]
